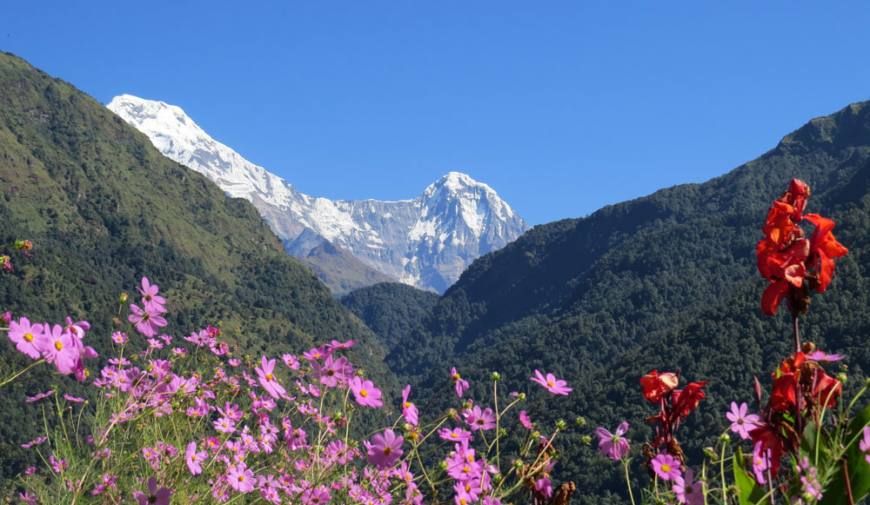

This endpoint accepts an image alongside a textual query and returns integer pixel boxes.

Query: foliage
[0,51,395,486]
[346,101,870,503]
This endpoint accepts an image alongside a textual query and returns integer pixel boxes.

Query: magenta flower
[531,369,572,396]
[255,356,286,399]
[651,453,682,481]
[451,367,470,398]
[439,427,473,443]
[314,355,352,388]
[534,475,553,498]
[365,429,403,469]
[594,421,630,461]
[751,441,771,484]
[185,441,206,475]
[519,410,534,430]
[463,405,496,431]
[227,463,256,492]
[860,426,870,465]
[63,394,85,403]
[7,317,43,359]
[25,389,54,403]
[127,304,167,337]
[36,324,78,375]
[402,385,419,426]
[807,350,845,362]
[349,376,383,408]
[133,477,171,505]
[138,276,166,311]
[725,402,760,440]
[673,468,704,505]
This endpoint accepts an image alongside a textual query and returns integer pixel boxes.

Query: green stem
[622,458,636,505]
[720,438,728,504]
[0,359,45,388]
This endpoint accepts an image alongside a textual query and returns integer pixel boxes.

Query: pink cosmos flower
[133,477,171,505]
[673,468,704,505]
[402,385,419,426]
[185,441,207,475]
[349,376,383,408]
[20,436,47,449]
[315,355,352,388]
[451,367,470,398]
[463,406,496,431]
[255,356,286,399]
[530,369,572,396]
[25,389,54,403]
[281,353,300,370]
[534,475,553,498]
[48,454,67,473]
[752,442,771,484]
[725,402,760,440]
[807,350,845,362]
[37,324,78,375]
[127,304,167,337]
[594,421,630,461]
[7,317,43,359]
[651,453,682,481]
[214,416,236,434]
[439,427,473,443]
[365,429,403,469]
[63,394,85,403]
[519,410,534,430]
[227,463,256,492]
[138,277,166,312]
[860,426,870,465]
[111,331,128,344]
[301,486,331,505]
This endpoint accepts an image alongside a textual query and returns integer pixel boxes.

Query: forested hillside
[0,52,395,483]
[345,101,870,503]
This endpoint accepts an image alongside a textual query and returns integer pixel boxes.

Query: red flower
[671,381,707,420]
[811,369,842,408]
[803,213,848,293]
[769,373,797,413]
[750,423,787,477]
[640,370,679,403]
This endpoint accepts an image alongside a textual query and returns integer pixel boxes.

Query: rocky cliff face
[108,95,527,292]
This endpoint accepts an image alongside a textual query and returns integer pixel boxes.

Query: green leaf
[820,402,870,505]
[733,446,771,505]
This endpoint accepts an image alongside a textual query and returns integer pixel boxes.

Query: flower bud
[703,447,717,459]
[513,459,524,470]
[492,473,503,483]
[719,433,731,443]
[575,416,587,427]
[531,430,541,439]
[555,419,567,430]
[491,371,501,381]
[447,408,459,420]
[518,392,526,401]
[837,372,847,384]
[581,435,592,445]
[119,292,129,304]
[498,428,508,439]
[438,461,448,471]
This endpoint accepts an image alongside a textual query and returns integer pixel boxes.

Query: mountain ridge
[106,94,528,293]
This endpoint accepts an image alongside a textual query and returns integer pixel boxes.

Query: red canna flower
[768,373,797,413]
[811,368,842,408]
[756,179,847,315]
[803,213,848,293]
[671,381,707,420]
[640,370,679,403]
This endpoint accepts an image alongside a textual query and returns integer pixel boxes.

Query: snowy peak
[107,94,527,293]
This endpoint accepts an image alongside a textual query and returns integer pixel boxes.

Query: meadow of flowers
[1,179,868,504]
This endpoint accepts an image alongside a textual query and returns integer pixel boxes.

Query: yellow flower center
[452,373,461,380]
[24,332,34,342]
[54,341,63,351]
[265,373,274,381]
[383,447,392,456]
[238,475,245,482]
[462,465,471,474]
[467,454,474,463]
[359,389,368,398]
[661,463,671,473]
[547,379,555,388]
[450,433,459,439]
[403,402,412,408]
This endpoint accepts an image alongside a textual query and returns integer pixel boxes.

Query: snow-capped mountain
[107,94,527,292]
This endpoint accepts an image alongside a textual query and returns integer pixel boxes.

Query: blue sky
[3,1,870,224]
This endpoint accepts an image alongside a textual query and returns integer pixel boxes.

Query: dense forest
[343,102,870,503]
[0,52,397,485]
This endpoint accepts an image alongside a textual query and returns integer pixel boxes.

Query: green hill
[346,101,870,503]
[0,52,395,482]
